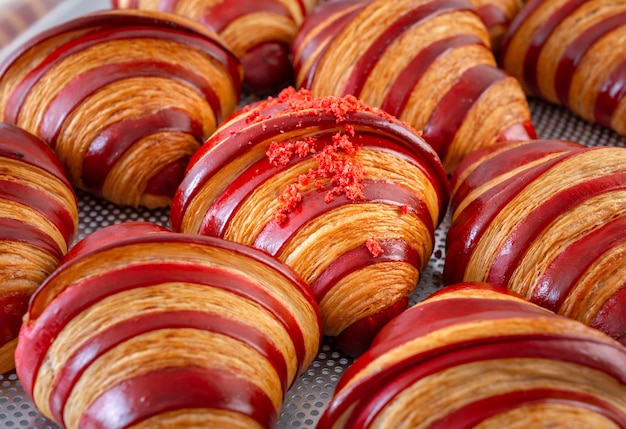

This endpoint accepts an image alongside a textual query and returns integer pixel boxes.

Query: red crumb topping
[274,184,303,224]
[268,137,317,166]
[260,87,416,224]
[366,236,384,257]
[269,130,365,223]
[250,86,404,126]
[245,108,262,123]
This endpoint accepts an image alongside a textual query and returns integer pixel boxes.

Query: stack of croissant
[0,0,624,427]
[289,0,625,343]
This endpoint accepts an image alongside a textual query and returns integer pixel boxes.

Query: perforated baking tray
[1,1,626,428]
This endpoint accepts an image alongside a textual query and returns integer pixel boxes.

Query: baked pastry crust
[468,0,525,49]
[0,9,242,208]
[292,0,535,172]
[500,0,626,136]
[16,221,321,429]
[113,0,319,94]
[171,87,449,355]
[319,283,626,428]
[446,139,626,345]
[0,123,77,374]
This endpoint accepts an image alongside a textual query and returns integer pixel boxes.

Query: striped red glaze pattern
[339,0,469,98]
[292,0,367,90]
[445,139,626,346]
[292,0,535,172]
[318,283,626,428]
[473,3,508,29]
[380,34,485,119]
[113,0,318,94]
[15,222,321,429]
[79,367,277,429]
[171,87,449,356]
[0,123,77,371]
[0,9,241,208]
[500,0,626,136]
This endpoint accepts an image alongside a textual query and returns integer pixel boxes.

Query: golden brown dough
[319,283,626,428]
[171,87,449,356]
[468,0,525,49]
[113,0,318,94]
[0,9,242,208]
[292,0,535,172]
[500,0,626,136]
[15,221,321,429]
[0,123,77,374]
[446,139,626,346]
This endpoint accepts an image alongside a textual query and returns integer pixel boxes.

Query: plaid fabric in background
[0,0,65,48]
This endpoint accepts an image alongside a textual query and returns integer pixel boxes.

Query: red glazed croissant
[113,0,318,94]
[0,123,78,374]
[16,221,321,429]
[292,0,535,172]
[500,0,626,136]
[319,283,626,428]
[171,87,449,356]
[445,139,626,345]
[0,9,242,208]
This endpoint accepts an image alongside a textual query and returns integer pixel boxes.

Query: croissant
[0,123,78,375]
[112,0,318,94]
[171,87,449,356]
[319,283,626,428]
[16,221,321,429]
[0,9,242,208]
[292,0,535,172]
[445,139,626,345]
[500,0,626,136]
